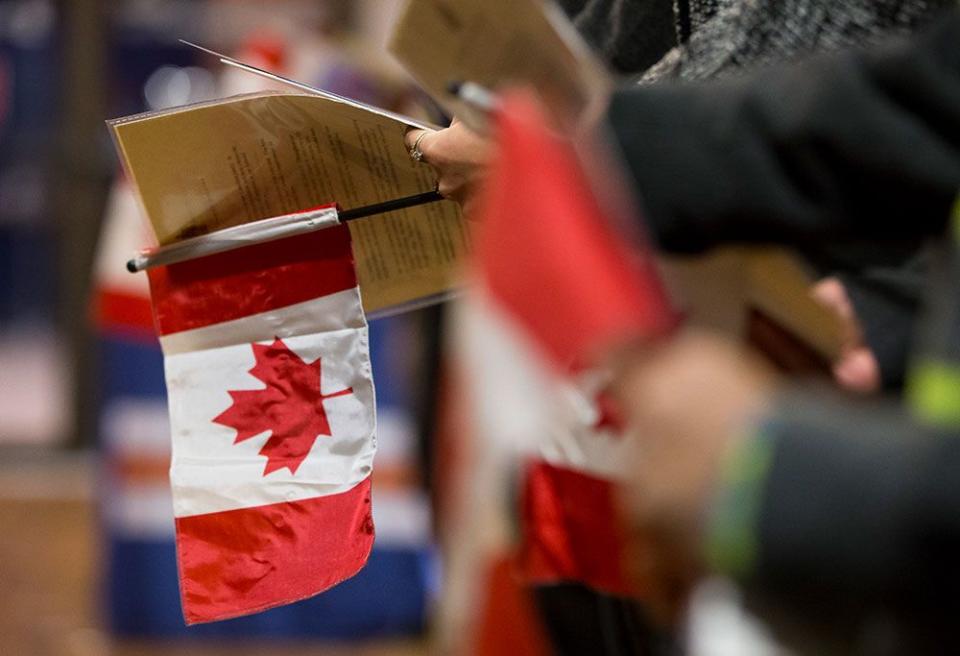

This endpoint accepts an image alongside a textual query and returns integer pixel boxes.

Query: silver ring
[410,131,428,162]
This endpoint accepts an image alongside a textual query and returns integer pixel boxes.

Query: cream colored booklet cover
[110,91,467,313]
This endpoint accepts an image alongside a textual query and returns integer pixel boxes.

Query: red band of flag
[148,224,356,336]
[176,477,374,624]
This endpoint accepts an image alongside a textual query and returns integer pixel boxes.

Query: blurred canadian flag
[442,89,679,650]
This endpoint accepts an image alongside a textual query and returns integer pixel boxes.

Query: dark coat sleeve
[741,394,960,650]
[720,234,960,649]
[605,10,960,253]
[835,252,929,388]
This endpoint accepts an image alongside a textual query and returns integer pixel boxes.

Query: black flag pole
[125,78,498,275]
[338,189,444,221]
[126,190,446,273]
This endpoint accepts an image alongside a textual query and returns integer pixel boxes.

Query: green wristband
[704,429,776,578]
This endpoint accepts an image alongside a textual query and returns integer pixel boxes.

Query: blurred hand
[404,119,492,216]
[606,329,778,621]
[810,277,881,394]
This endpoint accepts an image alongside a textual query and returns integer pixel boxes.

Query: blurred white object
[687,578,791,656]
[370,408,432,548]
[0,324,68,444]
[3,0,55,48]
[144,65,216,111]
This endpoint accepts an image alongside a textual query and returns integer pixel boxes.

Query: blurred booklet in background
[660,248,845,368]
[389,0,611,131]
[110,91,468,313]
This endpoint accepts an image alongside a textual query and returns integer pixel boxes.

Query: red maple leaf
[213,337,353,476]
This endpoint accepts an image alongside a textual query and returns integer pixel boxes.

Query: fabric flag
[146,222,376,624]
[455,88,678,606]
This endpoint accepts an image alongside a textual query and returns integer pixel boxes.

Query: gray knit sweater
[563,0,955,81]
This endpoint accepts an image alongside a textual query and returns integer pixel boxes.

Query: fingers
[811,277,881,393]
[832,347,881,393]
[811,276,860,346]
[403,127,425,150]
[811,277,854,320]
[402,129,456,202]
[404,127,434,163]
[402,122,492,207]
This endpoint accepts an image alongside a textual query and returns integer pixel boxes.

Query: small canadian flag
[456,89,678,602]
[147,222,376,624]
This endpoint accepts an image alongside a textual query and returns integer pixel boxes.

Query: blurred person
[557,0,949,84]
[412,3,954,654]
[420,6,959,652]
[641,0,953,396]
[406,0,949,205]
[601,7,960,377]
[600,11,960,653]
[609,289,960,651]
[405,0,953,396]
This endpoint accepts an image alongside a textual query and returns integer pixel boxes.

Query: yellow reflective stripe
[907,359,960,428]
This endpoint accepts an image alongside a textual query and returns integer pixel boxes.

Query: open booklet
[110,89,468,314]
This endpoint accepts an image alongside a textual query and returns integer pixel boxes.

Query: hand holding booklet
[109,0,612,315]
[110,87,468,313]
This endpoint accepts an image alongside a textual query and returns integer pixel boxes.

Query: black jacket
[607,11,960,253]
[608,10,960,384]
[609,12,960,651]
